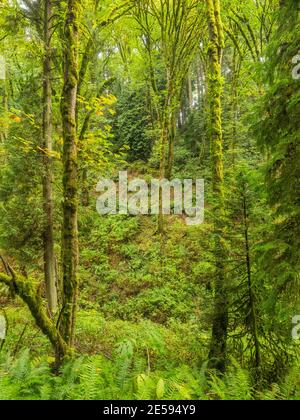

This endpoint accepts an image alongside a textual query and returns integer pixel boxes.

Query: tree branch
[0,267,69,359]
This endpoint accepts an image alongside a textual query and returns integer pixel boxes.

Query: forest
[0,0,299,401]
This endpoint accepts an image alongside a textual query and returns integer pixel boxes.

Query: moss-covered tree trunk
[230,47,239,166]
[0,270,69,359]
[206,0,228,373]
[166,110,176,180]
[158,115,168,233]
[42,0,57,315]
[59,0,80,348]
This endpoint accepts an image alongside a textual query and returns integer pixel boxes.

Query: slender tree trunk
[198,60,209,159]
[166,111,176,180]
[42,0,57,315]
[158,117,168,233]
[188,74,193,111]
[196,62,202,107]
[242,193,261,370]
[206,0,228,374]
[59,0,80,348]
[0,58,8,143]
[231,47,239,166]
[0,91,7,143]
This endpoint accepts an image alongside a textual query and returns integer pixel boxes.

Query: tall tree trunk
[158,118,168,233]
[242,192,261,370]
[188,74,193,111]
[166,111,176,180]
[42,0,57,315]
[59,0,80,348]
[230,47,239,166]
[206,0,228,374]
[0,57,8,143]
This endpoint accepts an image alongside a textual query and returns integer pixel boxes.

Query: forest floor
[0,205,299,400]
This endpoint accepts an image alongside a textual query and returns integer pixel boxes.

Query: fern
[208,360,253,400]
[0,345,298,400]
[0,349,52,400]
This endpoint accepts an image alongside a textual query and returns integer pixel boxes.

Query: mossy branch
[0,270,70,359]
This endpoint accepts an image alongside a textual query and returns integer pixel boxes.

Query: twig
[12,322,29,358]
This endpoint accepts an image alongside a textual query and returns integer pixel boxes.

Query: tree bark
[230,47,240,166]
[0,57,8,143]
[206,0,228,374]
[166,111,176,180]
[42,0,57,315]
[59,0,80,348]
[188,74,193,110]
[242,192,261,370]
[0,271,69,359]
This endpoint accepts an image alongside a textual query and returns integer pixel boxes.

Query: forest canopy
[0,0,299,401]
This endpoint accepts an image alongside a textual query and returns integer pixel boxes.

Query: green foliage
[256,0,300,278]
[0,61,45,265]
[0,0,300,402]
[0,346,299,400]
[113,88,154,162]
[208,359,253,400]
[78,206,214,325]
[0,349,52,400]
[252,0,300,379]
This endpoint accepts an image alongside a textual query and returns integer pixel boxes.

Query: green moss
[0,272,70,359]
